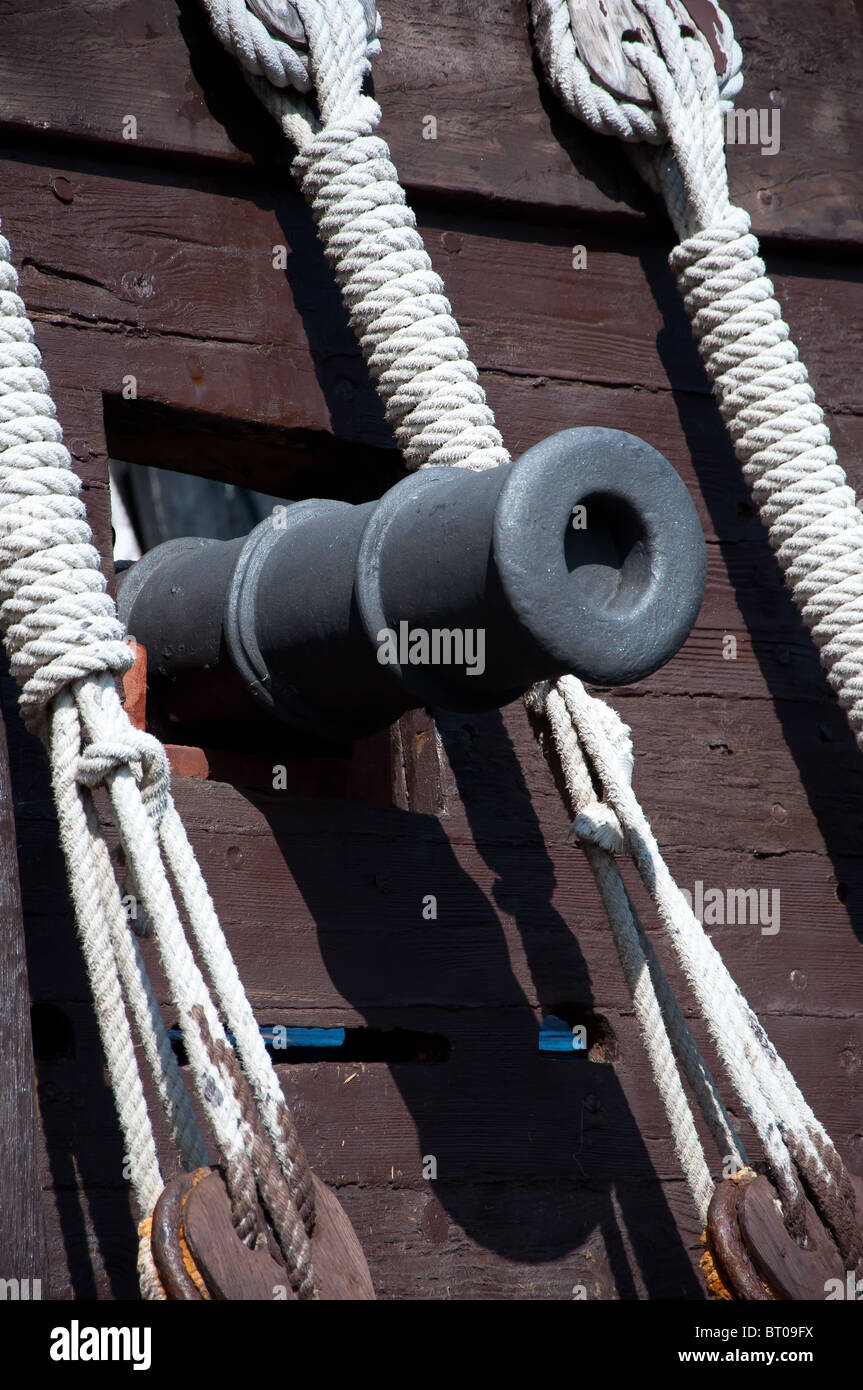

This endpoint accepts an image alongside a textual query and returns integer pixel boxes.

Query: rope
[206,0,508,474]
[527,0,863,1265]
[199,0,863,1269]
[533,0,863,752]
[527,681,744,1218]
[0,232,319,1297]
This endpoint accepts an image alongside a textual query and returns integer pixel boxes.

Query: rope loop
[76,728,171,823]
[0,221,321,1296]
[564,692,633,854]
[530,0,742,148]
[197,0,863,1267]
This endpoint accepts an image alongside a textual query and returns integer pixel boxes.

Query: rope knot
[567,695,634,853]
[201,0,381,144]
[76,730,171,826]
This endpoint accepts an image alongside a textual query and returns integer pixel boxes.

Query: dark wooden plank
[3,156,860,422]
[333,1179,707,1299]
[26,995,863,1208]
[3,22,863,1301]
[0,701,46,1284]
[17,835,863,1021]
[40,1170,709,1300]
[0,2,860,247]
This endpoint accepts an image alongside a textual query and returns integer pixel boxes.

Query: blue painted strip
[168,1026,346,1049]
[538,1014,586,1053]
[262,1027,345,1049]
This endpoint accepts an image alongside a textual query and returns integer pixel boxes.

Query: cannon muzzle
[117,427,706,740]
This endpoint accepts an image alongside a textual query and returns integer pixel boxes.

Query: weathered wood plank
[29,997,863,1208]
[3,7,863,1300]
[38,1169,709,1300]
[18,788,863,1032]
[0,2,861,247]
[3,156,860,421]
[0,699,46,1285]
[17,839,863,1019]
[157,692,863,858]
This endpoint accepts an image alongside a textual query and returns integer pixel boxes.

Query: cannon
[117,427,706,741]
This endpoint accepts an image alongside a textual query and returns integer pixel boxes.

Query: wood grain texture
[0,701,46,1283]
[182,1169,292,1300]
[1,2,862,1301]
[568,0,653,101]
[737,1175,845,1301]
[0,2,861,245]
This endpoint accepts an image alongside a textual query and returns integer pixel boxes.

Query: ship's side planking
[0,0,862,1298]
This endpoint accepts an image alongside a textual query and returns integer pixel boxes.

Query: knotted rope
[0,235,319,1297]
[528,0,863,1263]
[206,0,508,475]
[200,0,863,1270]
[533,0,863,751]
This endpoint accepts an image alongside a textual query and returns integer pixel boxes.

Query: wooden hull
[1,0,862,1299]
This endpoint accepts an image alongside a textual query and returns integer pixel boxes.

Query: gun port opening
[168,1024,450,1066]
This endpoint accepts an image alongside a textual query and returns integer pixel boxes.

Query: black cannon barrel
[117,427,706,740]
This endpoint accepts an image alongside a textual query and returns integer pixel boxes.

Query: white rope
[534,0,863,752]
[530,681,744,1220]
[200,0,755,1228]
[557,676,860,1247]
[203,0,508,474]
[200,0,863,1264]
[528,0,863,1263]
[0,232,320,1296]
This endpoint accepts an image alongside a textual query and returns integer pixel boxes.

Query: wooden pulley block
[737,1175,850,1302]
[703,1171,771,1300]
[246,0,377,50]
[704,1167,854,1301]
[567,0,733,103]
[151,1166,375,1300]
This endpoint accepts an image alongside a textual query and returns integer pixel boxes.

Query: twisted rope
[199,0,752,1229]
[529,0,863,1265]
[534,0,863,751]
[528,681,745,1220]
[0,232,319,1297]
[206,0,508,474]
[200,0,863,1267]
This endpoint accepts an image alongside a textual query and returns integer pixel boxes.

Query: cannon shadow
[247,705,703,1298]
